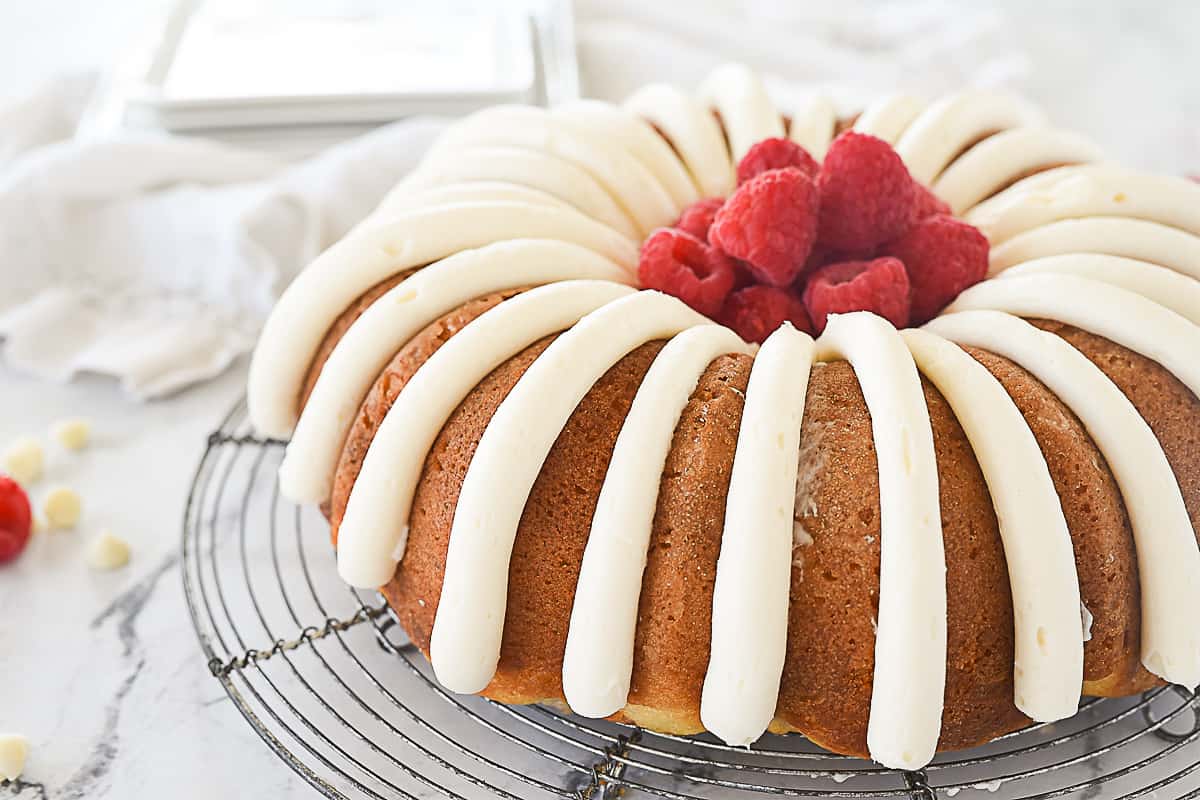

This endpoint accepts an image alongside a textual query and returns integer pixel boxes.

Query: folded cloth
[0,2,1028,399]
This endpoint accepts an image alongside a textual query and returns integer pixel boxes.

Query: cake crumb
[87,531,131,571]
[2,438,43,486]
[43,487,82,530]
[0,733,28,781]
[51,418,91,451]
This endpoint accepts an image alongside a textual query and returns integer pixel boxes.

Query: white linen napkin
[0,1,1030,399]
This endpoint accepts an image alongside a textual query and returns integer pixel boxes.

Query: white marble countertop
[1,1,1199,798]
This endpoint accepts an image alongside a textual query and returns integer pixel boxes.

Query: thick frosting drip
[280,240,632,505]
[623,83,735,198]
[999,255,1200,325]
[814,313,946,770]
[901,329,1083,721]
[374,181,571,217]
[696,63,785,161]
[925,311,1200,690]
[988,217,1200,281]
[895,91,1044,185]
[247,201,638,437]
[563,325,753,718]
[701,323,815,745]
[788,95,836,159]
[933,128,1103,214]
[430,291,711,693]
[853,93,926,145]
[337,280,637,589]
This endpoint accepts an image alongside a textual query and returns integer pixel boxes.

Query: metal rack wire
[183,399,1200,800]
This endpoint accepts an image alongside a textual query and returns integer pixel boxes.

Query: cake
[245,64,1200,770]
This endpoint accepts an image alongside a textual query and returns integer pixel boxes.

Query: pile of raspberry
[637,131,989,343]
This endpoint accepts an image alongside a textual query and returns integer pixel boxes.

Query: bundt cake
[245,63,1200,770]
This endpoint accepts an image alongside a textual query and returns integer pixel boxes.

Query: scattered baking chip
[0,733,28,782]
[51,418,91,451]
[42,487,82,530]
[87,531,131,571]
[2,438,43,486]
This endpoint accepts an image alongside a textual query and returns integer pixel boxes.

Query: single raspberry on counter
[912,181,952,220]
[674,197,725,241]
[0,476,32,565]
[638,228,737,318]
[736,137,820,185]
[817,131,915,251]
[881,214,989,324]
[719,285,814,344]
[802,257,911,333]
[709,167,819,288]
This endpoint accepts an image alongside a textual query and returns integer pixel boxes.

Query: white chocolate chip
[51,418,91,451]
[2,438,43,485]
[31,514,46,535]
[42,487,82,530]
[87,531,131,570]
[0,733,28,782]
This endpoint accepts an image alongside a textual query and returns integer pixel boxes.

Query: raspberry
[638,228,736,318]
[737,137,820,185]
[817,131,916,251]
[719,285,813,344]
[912,181,951,220]
[881,215,989,324]
[674,197,725,241]
[709,167,819,287]
[802,257,911,333]
[0,476,32,565]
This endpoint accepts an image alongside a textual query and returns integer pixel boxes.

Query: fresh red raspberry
[737,137,820,185]
[674,197,725,241]
[719,285,814,344]
[912,181,951,220]
[802,257,911,333]
[0,476,32,565]
[817,131,915,251]
[709,167,819,287]
[638,228,736,318]
[881,214,989,324]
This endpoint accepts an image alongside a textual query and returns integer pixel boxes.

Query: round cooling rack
[183,399,1200,800]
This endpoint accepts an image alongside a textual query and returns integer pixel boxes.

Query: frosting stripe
[280,240,634,505]
[814,312,946,770]
[564,325,753,719]
[374,181,572,217]
[853,93,926,145]
[788,95,836,159]
[933,128,1104,215]
[925,311,1200,690]
[902,329,1084,721]
[246,201,638,438]
[998,255,1200,325]
[947,274,1200,398]
[988,217,1200,281]
[697,63,785,162]
[624,83,735,198]
[430,291,711,693]
[336,280,637,589]
[701,323,815,745]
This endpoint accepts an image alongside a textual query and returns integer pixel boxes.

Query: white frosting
[390,146,639,238]
[901,329,1083,721]
[556,99,700,208]
[925,311,1200,690]
[247,201,637,437]
[853,93,926,145]
[814,313,946,770]
[696,63,785,162]
[430,291,711,693]
[280,240,632,505]
[946,274,1200,399]
[701,323,815,745]
[624,83,735,198]
[998,255,1200,325]
[933,128,1104,214]
[966,165,1200,245]
[896,91,1044,184]
[788,95,836,159]
[428,105,679,236]
[373,181,571,218]
[989,217,1200,281]
[563,325,752,718]
[337,280,637,589]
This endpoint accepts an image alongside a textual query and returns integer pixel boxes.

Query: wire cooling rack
[183,399,1200,800]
